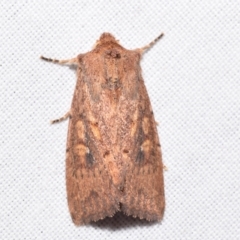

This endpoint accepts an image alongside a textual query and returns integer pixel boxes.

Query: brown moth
[41,32,165,225]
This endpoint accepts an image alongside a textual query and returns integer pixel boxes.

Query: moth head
[93,33,120,48]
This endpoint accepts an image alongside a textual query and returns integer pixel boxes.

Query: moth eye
[123,149,129,153]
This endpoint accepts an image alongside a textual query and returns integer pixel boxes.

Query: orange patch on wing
[142,117,149,134]
[141,139,151,152]
[90,122,101,139]
[74,144,88,157]
[76,120,85,140]
[88,113,101,140]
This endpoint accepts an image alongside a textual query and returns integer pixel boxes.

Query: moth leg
[138,33,164,53]
[40,56,78,65]
[163,165,168,171]
[51,111,71,124]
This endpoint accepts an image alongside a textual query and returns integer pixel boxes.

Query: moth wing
[121,77,165,221]
[66,62,119,225]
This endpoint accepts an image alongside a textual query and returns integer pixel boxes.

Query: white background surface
[1,1,240,239]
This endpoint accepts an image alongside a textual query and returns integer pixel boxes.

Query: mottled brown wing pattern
[41,33,165,225]
[66,64,120,225]
[121,76,165,221]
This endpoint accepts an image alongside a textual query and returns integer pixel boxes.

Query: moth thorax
[104,48,121,89]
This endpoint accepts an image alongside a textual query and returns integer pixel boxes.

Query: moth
[41,32,165,225]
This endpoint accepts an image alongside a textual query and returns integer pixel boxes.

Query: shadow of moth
[41,32,165,225]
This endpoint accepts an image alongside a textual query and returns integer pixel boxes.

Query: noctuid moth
[41,32,165,225]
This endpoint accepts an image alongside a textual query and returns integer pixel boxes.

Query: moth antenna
[40,56,78,65]
[50,111,71,124]
[139,33,164,53]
